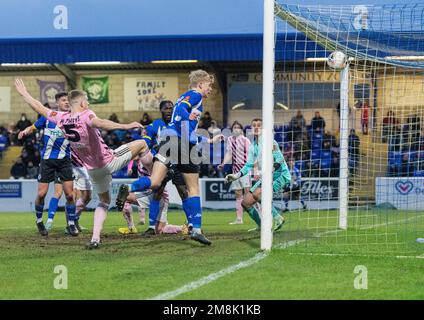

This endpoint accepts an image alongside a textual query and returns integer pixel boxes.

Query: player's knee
[177,186,188,200]
[37,191,47,201]
[82,192,92,204]
[64,194,74,203]
[241,199,251,210]
[98,201,109,210]
[153,192,162,201]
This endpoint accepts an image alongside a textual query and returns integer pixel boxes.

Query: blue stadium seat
[321,150,332,159]
[413,170,424,177]
[274,132,283,145]
[388,151,402,176]
[406,150,418,162]
[388,151,402,166]
[312,140,322,150]
[311,150,321,159]
[312,132,323,140]
[295,160,306,171]
[320,158,332,170]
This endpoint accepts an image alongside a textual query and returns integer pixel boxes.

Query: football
[327,51,348,70]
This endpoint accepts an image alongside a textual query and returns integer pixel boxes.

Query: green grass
[0,209,423,299]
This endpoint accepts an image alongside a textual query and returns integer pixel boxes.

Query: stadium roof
[0,0,420,64]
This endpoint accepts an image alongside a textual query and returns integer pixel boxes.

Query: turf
[0,209,423,299]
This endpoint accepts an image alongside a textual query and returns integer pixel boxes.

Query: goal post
[260,1,424,253]
[339,64,349,230]
[261,0,276,251]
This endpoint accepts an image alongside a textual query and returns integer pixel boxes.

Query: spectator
[323,131,336,150]
[26,161,39,179]
[207,120,219,136]
[20,149,32,167]
[15,113,32,133]
[289,110,306,141]
[10,157,27,179]
[140,112,152,126]
[200,111,212,130]
[105,132,120,149]
[401,150,415,176]
[311,111,326,132]
[348,129,360,174]
[15,113,32,146]
[109,113,120,123]
[406,114,421,150]
[0,132,7,159]
[33,150,41,167]
[6,123,15,146]
[382,111,399,143]
[361,101,370,135]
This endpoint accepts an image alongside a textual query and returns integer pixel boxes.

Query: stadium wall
[0,178,340,212]
[0,70,223,127]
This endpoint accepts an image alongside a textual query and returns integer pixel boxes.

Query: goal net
[264,1,424,255]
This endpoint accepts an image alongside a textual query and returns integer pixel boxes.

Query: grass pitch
[0,209,423,299]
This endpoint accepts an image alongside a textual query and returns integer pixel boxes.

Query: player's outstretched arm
[14,79,50,118]
[208,134,224,144]
[18,125,35,140]
[218,149,232,170]
[91,117,143,131]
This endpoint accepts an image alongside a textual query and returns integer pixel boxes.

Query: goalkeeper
[225,118,291,231]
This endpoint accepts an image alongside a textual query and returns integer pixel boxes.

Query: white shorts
[135,189,169,223]
[88,144,133,194]
[73,166,92,191]
[230,174,251,191]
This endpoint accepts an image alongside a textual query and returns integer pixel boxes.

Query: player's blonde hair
[188,70,214,88]
[68,90,87,105]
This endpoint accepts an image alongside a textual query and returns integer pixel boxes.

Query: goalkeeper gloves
[225,172,242,183]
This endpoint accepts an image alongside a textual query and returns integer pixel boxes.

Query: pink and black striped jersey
[227,135,250,173]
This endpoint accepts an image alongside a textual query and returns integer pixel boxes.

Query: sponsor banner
[0,179,182,212]
[82,76,109,104]
[37,79,66,106]
[124,76,178,111]
[203,178,339,210]
[0,182,22,198]
[376,177,424,210]
[0,178,339,212]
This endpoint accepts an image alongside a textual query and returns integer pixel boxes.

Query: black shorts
[38,158,74,183]
[155,136,201,174]
[166,164,186,185]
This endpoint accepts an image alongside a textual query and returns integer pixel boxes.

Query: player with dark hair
[118,100,190,235]
[18,91,78,236]
[15,79,149,249]
[116,70,223,245]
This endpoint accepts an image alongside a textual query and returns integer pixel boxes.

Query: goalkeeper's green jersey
[239,136,291,183]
